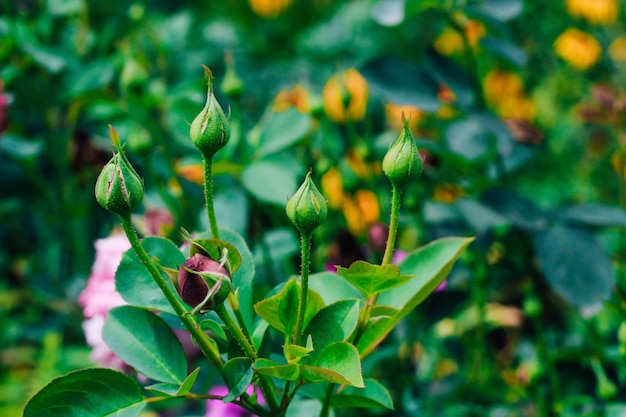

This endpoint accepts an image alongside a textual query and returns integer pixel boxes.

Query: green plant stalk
[319,383,334,417]
[119,215,223,369]
[214,304,280,413]
[293,232,312,346]
[382,185,402,266]
[203,157,221,239]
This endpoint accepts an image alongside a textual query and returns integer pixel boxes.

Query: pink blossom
[205,385,264,417]
[78,234,131,369]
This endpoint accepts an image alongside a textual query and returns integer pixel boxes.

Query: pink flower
[78,234,131,369]
[205,385,264,417]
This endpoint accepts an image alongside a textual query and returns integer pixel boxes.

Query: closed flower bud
[382,114,423,189]
[190,65,231,159]
[95,126,144,217]
[286,170,328,235]
[177,253,232,313]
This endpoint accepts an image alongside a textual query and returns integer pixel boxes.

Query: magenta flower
[78,234,130,369]
[205,385,264,417]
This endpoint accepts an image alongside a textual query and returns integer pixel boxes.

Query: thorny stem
[293,232,312,346]
[214,304,280,413]
[382,185,402,267]
[203,157,221,239]
[120,216,223,369]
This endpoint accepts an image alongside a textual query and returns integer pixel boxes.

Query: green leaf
[0,134,44,160]
[480,0,523,21]
[481,188,547,231]
[336,261,412,298]
[199,319,228,342]
[366,237,473,357]
[255,109,312,157]
[330,378,394,409]
[145,367,201,397]
[535,225,613,313]
[557,203,626,227]
[116,236,185,314]
[103,306,187,384]
[360,56,440,112]
[284,344,313,363]
[305,299,360,351]
[187,235,242,274]
[301,342,364,388]
[480,36,527,66]
[279,279,301,338]
[255,279,325,334]
[255,359,301,381]
[23,368,146,417]
[223,358,254,402]
[241,160,297,206]
[309,272,364,304]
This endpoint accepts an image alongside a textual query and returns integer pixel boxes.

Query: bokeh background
[3,0,626,415]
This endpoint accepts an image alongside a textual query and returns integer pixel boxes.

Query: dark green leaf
[481,189,547,231]
[301,342,364,387]
[482,0,524,21]
[255,109,312,157]
[241,160,296,206]
[23,368,146,417]
[255,359,301,381]
[223,358,254,402]
[330,378,394,409]
[116,236,185,314]
[305,299,360,351]
[557,203,626,227]
[0,134,44,159]
[480,36,527,66]
[535,225,613,313]
[279,279,301,339]
[360,57,440,112]
[424,49,474,107]
[336,261,412,298]
[103,306,187,384]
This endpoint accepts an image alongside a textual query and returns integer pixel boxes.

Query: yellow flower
[248,0,291,18]
[609,38,626,61]
[434,20,486,56]
[321,168,344,209]
[273,85,309,113]
[354,189,380,225]
[347,149,381,180]
[385,103,423,132]
[483,71,535,120]
[565,0,618,25]
[175,162,204,184]
[342,190,380,235]
[322,69,368,123]
[554,28,602,70]
[433,184,465,203]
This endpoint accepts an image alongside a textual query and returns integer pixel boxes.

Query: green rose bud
[286,170,328,235]
[177,253,232,313]
[220,52,244,98]
[190,65,231,159]
[382,113,423,189]
[95,125,144,217]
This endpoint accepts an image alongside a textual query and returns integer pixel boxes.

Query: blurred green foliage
[3,0,626,415]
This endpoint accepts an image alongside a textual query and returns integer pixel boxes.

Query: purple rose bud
[177,253,231,313]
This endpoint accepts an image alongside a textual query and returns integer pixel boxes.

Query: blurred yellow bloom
[566,0,618,24]
[322,69,368,123]
[273,85,309,113]
[433,184,465,203]
[554,28,602,70]
[434,20,486,56]
[354,189,380,225]
[342,190,380,235]
[385,103,423,132]
[609,38,626,61]
[483,70,535,120]
[321,168,344,209]
[249,0,291,18]
[175,162,204,184]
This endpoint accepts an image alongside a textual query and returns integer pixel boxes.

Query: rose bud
[189,65,231,160]
[95,125,144,217]
[286,169,328,236]
[382,113,423,190]
[177,253,231,313]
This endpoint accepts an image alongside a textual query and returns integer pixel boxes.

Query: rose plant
[24,67,472,417]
